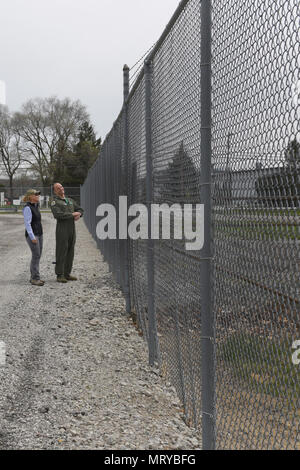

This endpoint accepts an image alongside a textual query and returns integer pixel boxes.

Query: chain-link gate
[81,0,299,450]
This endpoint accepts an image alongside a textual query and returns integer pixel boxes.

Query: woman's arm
[23,206,36,241]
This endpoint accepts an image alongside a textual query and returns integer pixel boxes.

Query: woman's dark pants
[26,235,43,280]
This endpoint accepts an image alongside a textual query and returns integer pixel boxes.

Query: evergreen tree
[75,121,101,152]
[284,138,300,169]
[60,121,101,185]
[162,141,200,205]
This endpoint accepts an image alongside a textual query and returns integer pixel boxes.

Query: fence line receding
[81,0,300,450]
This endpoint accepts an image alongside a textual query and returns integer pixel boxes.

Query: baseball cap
[24,189,41,197]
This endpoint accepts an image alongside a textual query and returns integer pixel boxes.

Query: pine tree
[60,121,102,185]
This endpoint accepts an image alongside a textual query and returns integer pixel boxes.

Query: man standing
[50,183,84,283]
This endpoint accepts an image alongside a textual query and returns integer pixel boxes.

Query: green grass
[219,332,299,399]
[0,206,51,214]
[216,221,299,241]
[216,208,300,217]
[252,208,300,217]
[0,205,19,211]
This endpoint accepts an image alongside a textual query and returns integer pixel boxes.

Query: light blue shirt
[23,206,36,241]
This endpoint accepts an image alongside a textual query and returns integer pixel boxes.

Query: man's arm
[73,199,84,217]
[70,199,84,221]
[50,200,74,220]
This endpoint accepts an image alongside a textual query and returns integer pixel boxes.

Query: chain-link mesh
[80,0,300,449]
[127,77,150,339]
[151,0,203,428]
[212,0,299,449]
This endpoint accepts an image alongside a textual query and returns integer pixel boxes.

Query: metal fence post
[200,0,215,450]
[144,58,159,366]
[123,64,131,315]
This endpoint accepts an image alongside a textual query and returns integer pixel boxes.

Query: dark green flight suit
[50,196,84,277]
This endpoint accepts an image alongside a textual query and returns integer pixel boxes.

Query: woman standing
[22,189,44,286]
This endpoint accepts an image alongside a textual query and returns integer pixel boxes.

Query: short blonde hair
[23,189,40,203]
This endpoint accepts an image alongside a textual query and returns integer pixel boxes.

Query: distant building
[153,162,299,209]
[213,166,300,208]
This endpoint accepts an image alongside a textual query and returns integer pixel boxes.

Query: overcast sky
[0,0,180,140]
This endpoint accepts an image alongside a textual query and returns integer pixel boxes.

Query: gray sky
[0,0,180,140]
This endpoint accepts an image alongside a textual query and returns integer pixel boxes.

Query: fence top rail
[84,0,190,184]
[127,0,190,103]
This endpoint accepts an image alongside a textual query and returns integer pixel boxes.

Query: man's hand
[32,239,38,244]
[73,212,81,221]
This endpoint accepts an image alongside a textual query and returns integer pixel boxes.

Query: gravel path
[0,214,201,450]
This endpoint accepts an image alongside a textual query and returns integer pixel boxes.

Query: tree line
[0,96,101,199]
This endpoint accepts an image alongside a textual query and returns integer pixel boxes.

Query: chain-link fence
[81,0,300,450]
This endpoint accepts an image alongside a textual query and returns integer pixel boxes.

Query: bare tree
[0,105,22,201]
[14,96,89,186]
